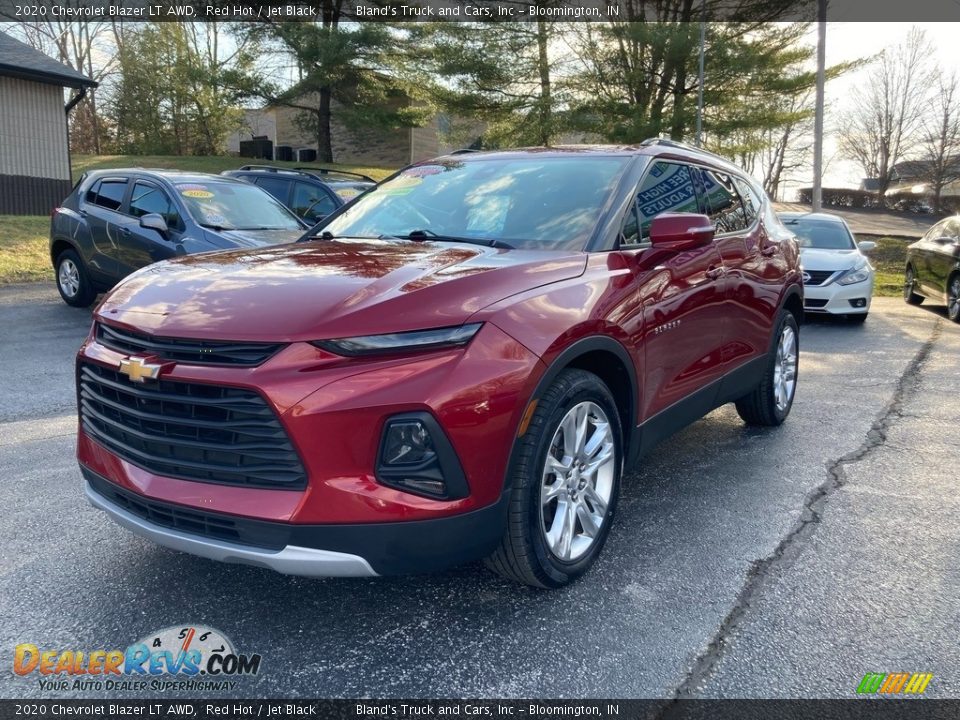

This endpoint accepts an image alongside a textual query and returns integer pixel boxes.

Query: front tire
[485,369,623,588]
[55,249,97,307]
[948,274,960,323]
[735,311,799,426]
[846,313,868,324]
[904,266,924,305]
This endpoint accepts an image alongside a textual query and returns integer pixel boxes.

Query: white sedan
[779,212,876,323]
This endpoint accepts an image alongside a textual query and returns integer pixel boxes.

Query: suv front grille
[96,322,283,366]
[79,362,306,489]
[803,270,835,286]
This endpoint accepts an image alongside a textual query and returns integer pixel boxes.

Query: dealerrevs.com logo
[13,625,261,693]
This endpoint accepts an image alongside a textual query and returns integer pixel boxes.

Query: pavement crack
[659,318,943,708]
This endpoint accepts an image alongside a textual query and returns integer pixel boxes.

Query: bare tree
[837,27,934,199]
[919,72,960,213]
[7,14,117,154]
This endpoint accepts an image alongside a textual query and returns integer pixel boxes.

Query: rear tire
[948,274,960,323]
[55,249,96,308]
[904,266,924,305]
[735,311,799,427]
[485,369,623,588]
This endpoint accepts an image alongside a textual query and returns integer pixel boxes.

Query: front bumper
[803,276,874,314]
[83,466,509,576]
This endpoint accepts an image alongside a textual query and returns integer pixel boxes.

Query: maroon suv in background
[77,140,803,588]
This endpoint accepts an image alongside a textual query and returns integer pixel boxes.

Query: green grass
[71,155,395,182]
[0,215,52,284]
[861,235,910,297]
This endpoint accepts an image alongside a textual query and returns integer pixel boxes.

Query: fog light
[376,413,470,500]
[383,420,435,466]
[848,298,867,308]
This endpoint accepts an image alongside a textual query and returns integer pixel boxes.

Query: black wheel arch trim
[50,236,82,264]
[777,284,804,335]
[502,335,638,491]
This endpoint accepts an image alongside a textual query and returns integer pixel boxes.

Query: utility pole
[812,0,827,211]
[696,0,706,147]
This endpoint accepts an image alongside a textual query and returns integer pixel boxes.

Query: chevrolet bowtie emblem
[118,357,163,383]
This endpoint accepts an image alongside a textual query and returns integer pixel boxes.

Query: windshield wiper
[404,229,513,249]
[199,222,236,231]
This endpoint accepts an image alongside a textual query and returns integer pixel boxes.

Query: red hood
[96,239,587,341]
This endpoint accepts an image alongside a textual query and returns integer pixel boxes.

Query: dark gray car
[904,215,960,322]
[50,169,308,307]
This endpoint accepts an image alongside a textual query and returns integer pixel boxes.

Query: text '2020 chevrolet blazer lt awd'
[77,142,803,588]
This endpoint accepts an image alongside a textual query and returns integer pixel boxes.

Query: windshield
[321,157,630,250]
[174,181,302,231]
[783,217,856,250]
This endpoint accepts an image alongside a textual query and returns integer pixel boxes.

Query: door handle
[761,245,778,257]
[706,266,725,280]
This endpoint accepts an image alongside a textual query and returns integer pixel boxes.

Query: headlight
[313,323,482,356]
[837,262,872,286]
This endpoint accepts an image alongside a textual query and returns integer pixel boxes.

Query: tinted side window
[88,180,128,211]
[292,181,336,222]
[129,182,180,228]
[732,176,760,227]
[84,180,101,205]
[254,176,291,204]
[702,170,747,233]
[634,162,699,243]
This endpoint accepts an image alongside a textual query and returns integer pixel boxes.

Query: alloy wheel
[903,268,915,302]
[773,324,798,412]
[540,401,616,562]
[58,258,80,298]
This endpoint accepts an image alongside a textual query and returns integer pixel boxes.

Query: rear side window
[732,176,760,227]
[292,181,336,222]
[87,179,127,212]
[702,170,747,233]
[254,176,291,204]
[129,181,181,229]
[627,161,700,245]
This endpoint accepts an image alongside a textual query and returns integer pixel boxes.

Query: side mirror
[857,240,876,252]
[649,213,715,251]
[139,213,169,236]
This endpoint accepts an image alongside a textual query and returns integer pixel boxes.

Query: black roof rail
[448,148,481,155]
[294,166,376,183]
[236,164,288,173]
[234,165,376,184]
[640,137,730,163]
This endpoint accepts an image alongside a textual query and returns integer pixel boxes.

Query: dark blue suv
[222,166,375,225]
[50,170,307,307]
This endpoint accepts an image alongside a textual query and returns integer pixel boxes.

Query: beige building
[226,98,480,167]
[0,31,96,215]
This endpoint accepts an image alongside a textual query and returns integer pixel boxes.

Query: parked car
[778,212,875,323]
[51,170,308,307]
[903,215,960,322]
[78,141,802,588]
[222,165,376,225]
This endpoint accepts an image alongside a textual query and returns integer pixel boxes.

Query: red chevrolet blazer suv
[77,141,803,588]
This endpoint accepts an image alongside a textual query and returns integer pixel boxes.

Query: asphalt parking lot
[1,285,958,700]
